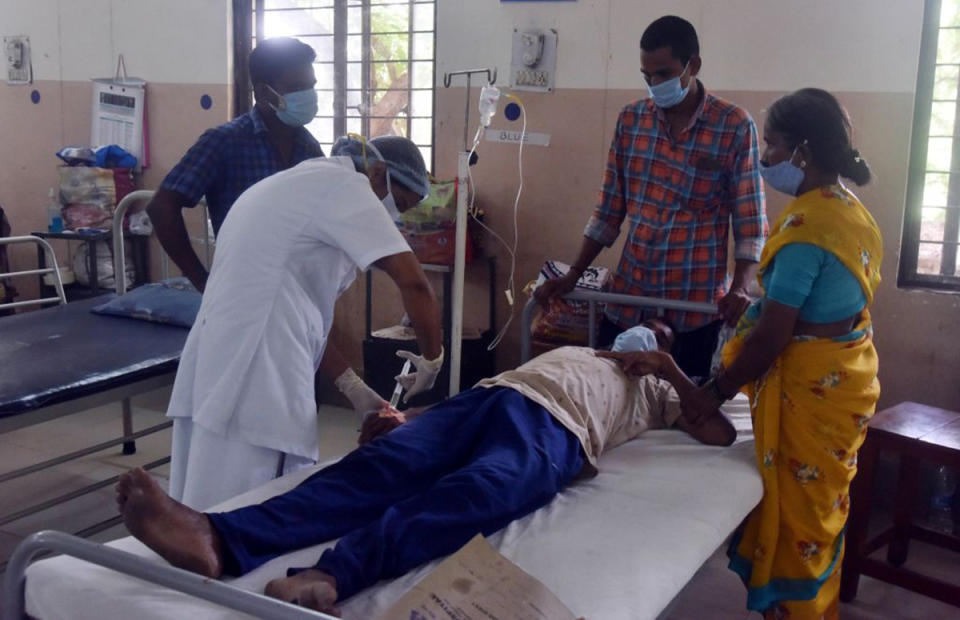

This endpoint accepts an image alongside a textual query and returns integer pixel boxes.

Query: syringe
[389,359,413,409]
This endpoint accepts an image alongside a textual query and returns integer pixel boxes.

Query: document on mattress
[379,534,578,620]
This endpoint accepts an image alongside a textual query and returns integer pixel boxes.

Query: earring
[800,160,807,169]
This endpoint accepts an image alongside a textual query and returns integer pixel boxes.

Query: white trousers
[169,418,315,510]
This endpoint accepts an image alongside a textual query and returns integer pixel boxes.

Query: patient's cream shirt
[476,346,682,468]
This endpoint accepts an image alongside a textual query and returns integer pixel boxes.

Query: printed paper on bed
[379,534,578,620]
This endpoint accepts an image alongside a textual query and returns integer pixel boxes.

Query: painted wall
[0,0,230,300]
[1,0,955,411]
[432,0,960,411]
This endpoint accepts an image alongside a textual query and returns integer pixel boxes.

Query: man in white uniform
[167,136,444,510]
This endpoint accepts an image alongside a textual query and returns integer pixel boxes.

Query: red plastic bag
[530,261,610,345]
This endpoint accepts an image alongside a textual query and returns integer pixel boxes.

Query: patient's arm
[598,350,736,446]
[656,353,736,446]
[673,410,736,446]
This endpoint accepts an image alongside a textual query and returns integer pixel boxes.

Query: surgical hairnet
[611,325,659,353]
[330,135,430,200]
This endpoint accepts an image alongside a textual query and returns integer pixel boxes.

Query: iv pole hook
[442,68,497,151]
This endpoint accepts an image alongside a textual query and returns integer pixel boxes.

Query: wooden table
[840,402,960,607]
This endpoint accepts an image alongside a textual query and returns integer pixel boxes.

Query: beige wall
[0,80,229,300]
[0,0,230,299]
[2,0,956,411]
[430,0,959,412]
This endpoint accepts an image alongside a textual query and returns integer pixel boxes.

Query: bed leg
[122,398,136,455]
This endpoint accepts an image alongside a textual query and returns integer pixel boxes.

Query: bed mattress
[24,396,761,620]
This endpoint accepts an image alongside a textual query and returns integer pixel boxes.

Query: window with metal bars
[901,0,960,290]
[234,0,436,170]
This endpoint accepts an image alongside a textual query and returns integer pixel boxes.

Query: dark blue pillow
[92,277,201,328]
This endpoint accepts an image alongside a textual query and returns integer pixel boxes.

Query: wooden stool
[840,402,960,607]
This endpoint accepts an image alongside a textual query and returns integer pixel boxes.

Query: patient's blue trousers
[206,387,584,600]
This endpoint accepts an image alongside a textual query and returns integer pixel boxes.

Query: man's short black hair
[642,315,677,336]
[640,16,699,65]
[249,37,316,86]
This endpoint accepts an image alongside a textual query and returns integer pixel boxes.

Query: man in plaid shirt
[147,37,324,293]
[537,16,766,377]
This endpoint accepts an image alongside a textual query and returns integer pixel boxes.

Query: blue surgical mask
[267,86,318,127]
[759,145,805,196]
[612,326,659,353]
[646,63,691,109]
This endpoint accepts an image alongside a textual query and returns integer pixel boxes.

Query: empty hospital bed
[0,192,189,552]
[5,294,762,620]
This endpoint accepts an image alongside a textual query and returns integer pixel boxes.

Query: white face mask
[381,188,401,221]
[364,141,401,221]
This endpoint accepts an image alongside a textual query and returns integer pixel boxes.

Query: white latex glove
[334,368,387,415]
[395,347,444,403]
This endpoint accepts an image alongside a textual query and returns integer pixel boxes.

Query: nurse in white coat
[167,135,443,510]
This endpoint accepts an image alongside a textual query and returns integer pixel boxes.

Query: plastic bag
[72,240,134,290]
[397,179,472,265]
[58,166,135,231]
[530,260,609,345]
[128,210,153,235]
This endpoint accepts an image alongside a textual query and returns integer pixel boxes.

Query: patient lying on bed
[115,346,733,615]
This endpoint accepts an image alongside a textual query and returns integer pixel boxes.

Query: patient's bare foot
[265,570,340,616]
[116,468,223,578]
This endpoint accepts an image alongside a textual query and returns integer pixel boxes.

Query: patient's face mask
[759,144,805,196]
[611,326,659,353]
[267,85,318,127]
[364,140,401,221]
[646,62,690,109]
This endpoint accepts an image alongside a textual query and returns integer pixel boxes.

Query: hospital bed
[0,192,186,550]
[5,293,761,620]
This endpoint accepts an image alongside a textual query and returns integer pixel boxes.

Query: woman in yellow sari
[681,88,883,619]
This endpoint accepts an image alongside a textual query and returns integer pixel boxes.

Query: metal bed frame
[0,235,67,310]
[0,190,187,565]
[520,290,718,362]
[2,531,337,619]
[3,289,720,619]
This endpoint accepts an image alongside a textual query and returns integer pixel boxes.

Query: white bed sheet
[25,396,760,620]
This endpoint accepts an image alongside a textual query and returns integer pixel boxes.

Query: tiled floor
[1,390,957,618]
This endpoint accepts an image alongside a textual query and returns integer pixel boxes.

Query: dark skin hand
[684,300,801,425]
[535,47,755,326]
[596,350,736,446]
[146,187,210,292]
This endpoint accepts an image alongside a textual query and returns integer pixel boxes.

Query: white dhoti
[169,418,316,510]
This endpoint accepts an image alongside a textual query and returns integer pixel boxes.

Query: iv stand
[441,67,496,397]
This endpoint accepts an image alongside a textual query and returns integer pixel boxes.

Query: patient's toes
[116,472,133,494]
[265,573,339,615]
[264,578,292,602]
[302,583,340,615]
